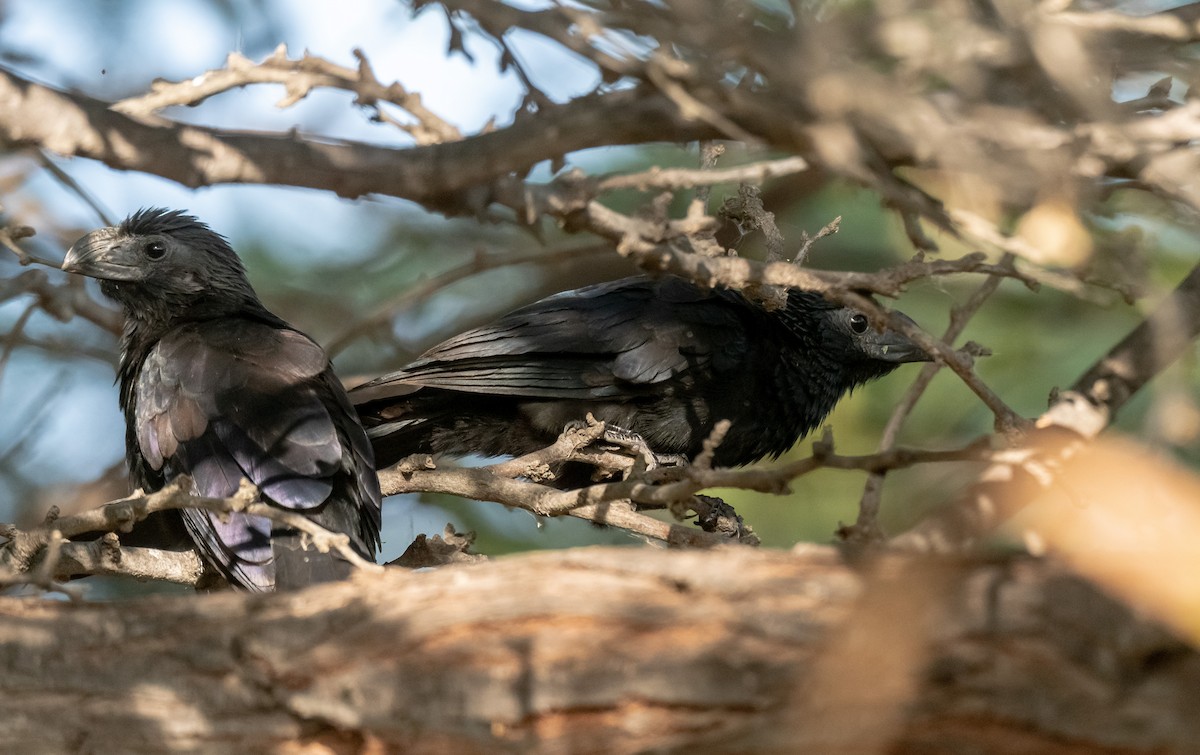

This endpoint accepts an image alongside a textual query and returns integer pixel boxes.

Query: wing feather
[137,322,343,510]
[356,276,750,401]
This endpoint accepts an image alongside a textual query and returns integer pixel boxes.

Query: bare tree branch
[53,536,205,586]
[378,419,743,549]
[1,476,382,582]
[0,67,714,209]
[114,45,462,145]
[378,418,997,553]
[595,155,808,193]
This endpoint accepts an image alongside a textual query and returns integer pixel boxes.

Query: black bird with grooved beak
[64,208,381,591]
[353,274,932,471]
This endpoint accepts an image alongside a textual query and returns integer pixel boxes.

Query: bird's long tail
[271,529,355,590]
[182,509,358,591]
[362,416,432,470]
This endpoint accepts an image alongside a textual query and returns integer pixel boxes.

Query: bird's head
[828,307,931,366]
[63,208,257,319]
[783,290,932,387]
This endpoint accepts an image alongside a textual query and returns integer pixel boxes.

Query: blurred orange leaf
[1015,436,1200,644]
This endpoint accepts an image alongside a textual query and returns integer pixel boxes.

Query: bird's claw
[694,495,759,544]
[597,425,687,474]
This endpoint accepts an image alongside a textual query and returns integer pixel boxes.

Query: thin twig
[599,155,806,193]
[37,151,115,226]
[0,301,36,405]
[644,54,760,144]
[793,216,841,266]
[0,223,57,268]
[689,140,727,217]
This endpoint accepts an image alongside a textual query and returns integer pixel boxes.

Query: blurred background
[0,0,1196,596]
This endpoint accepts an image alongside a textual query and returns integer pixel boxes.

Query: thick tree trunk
[1,546,1194,753]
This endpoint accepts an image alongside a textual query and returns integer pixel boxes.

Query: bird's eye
[144,241,167,260]
[849,313,870,334]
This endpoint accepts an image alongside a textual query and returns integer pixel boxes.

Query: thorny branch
[0,68,715,206]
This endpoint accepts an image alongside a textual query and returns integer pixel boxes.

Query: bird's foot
[597,425,688,475]
[692,495,760,545]
[563,419,687,479]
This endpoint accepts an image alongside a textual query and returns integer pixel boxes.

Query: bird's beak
[871,312,933,364]
[62,228,143,281]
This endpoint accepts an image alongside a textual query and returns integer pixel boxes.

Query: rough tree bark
[1,546,1194,753]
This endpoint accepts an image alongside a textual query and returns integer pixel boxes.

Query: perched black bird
[352,275,930,471]
[63,209,381,591]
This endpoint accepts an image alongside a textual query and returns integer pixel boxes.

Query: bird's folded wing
[136,320,361,590]
[356,278,750,399]
[136,321,344,509]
